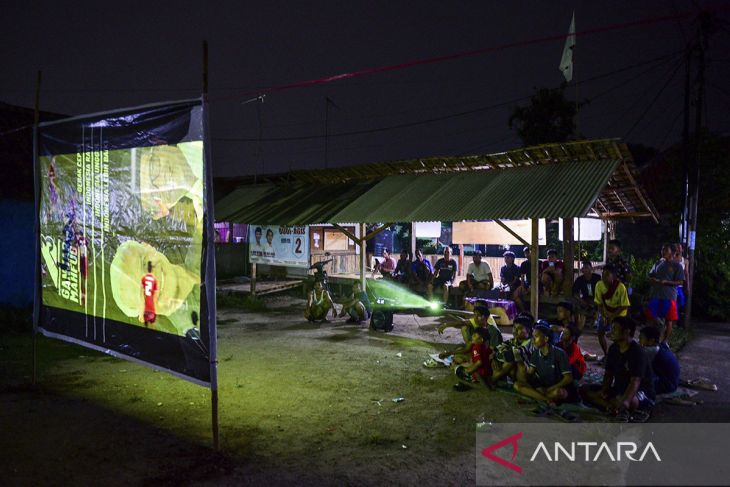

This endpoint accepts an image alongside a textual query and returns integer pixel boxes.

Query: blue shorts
[645,299,679,321]
[348,306,371,321]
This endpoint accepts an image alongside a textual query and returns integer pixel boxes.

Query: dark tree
[508,86,587,146]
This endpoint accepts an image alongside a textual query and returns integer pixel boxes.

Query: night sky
[3,1,729,178]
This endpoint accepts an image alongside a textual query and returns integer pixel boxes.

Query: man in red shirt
[141,261,159,328]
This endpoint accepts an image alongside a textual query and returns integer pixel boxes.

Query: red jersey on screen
[141,273,158,313]
[470,343,493,380]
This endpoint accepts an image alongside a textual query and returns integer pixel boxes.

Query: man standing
[464,250,493,293]
[141,261,158,328]
[499,251,521,292]
[594,265,631,360]
[605,239,632,292]
[646,244,684,344]
[572,260,602,330]
[431,246,458,303]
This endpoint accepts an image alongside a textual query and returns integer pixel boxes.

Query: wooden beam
[494,219,530,247]
[599,212,654,219]
[530,218,540,318]
[621,162,659,223]
[359,223,367,291]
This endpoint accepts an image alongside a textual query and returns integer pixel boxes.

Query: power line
[624,59,684,139]
[214,51,683,143]
[210,8,706,104]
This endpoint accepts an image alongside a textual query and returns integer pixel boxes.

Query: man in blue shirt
[410,249,433,295]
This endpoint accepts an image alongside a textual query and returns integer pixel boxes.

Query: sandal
[423,358,440,368]
[629,409,651,423]
[681,378,718,392]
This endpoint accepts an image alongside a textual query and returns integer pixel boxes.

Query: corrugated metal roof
[216,159,619,225]
[215,180,377,225]
[330,159,620,223]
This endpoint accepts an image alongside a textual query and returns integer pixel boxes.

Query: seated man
[372,248,396,279]
[572,260,602,330]
[430,246,458,303]
[558,323,586,381]
[492,313,534,383]
[581,317,655,416]
[392,250,412,283]
[409,249,433,295]
[540,249,564,297]
[304,281,338,322]
[594,264,631,361]
[499,251,521,295]
[514,323,576,405]
[513,246,532,312]
[639,326,680,395]
[438,306,503,362]
[454,328,495,391]
[460,250,493,295]
[338,281,372,323]
[550,301,575,343]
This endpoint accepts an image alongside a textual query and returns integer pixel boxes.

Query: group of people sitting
[437,303,680,420]
[373,247,460,303]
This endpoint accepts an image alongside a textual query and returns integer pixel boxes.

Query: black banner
[35,100,215,386]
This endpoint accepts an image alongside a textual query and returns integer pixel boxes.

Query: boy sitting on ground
[338,281,372,323]
[581,317,655,417]
[438,306,503,363]
[558,323,586,382]
[514,324,576,405]
[454,328,495,391]
[304,281,338,322]
[639,326,680,395]
[492,313,534,384]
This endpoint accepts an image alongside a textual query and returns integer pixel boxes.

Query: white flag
[559,11,575,82]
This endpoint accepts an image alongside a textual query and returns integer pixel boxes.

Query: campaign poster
[248,225,309,267]
[35,99,215,386]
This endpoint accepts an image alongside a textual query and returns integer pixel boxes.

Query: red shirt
[141,273,158,313]
[470,343,493,380]
[559,341,586,379]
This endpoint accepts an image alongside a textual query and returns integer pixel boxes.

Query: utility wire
[624,59,685,139]
[215,51,682,143]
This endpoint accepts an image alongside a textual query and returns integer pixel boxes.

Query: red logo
[481,432,523,474]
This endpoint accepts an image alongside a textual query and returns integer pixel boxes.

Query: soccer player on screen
[141,261,159,328]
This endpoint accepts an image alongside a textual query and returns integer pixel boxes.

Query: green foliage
[508,86,588,146]
[627,256,656,305]
[694,220,730,321]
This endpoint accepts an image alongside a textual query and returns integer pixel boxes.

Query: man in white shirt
[465,251,493,293]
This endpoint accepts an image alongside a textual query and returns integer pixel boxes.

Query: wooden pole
[410,222,416,257]
[563,218,574,291]
[203,40,220,451]
[251,263,257,297]
[530,218,539,318]
[32,69,42,386]
[360,223,367,291]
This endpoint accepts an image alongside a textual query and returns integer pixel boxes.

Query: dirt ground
[0,294,726,486]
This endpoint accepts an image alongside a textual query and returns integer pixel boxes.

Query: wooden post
[563,218,574,291]
[360,223,367,291]
[530,218,540,318]
[251,262,257,297]
[32,69,42,386]
[602,221,609,264]
[458,244,464,277]
[410,222,416,257]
